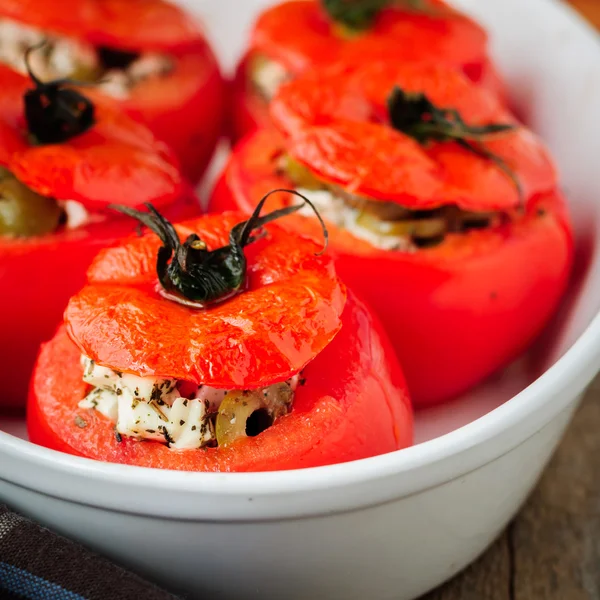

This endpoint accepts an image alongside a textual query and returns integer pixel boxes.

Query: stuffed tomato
[28,199,413,471]
[0,0,225,182]
[211,61,574,407]
[232,0,505,141]
[0,60,198,407]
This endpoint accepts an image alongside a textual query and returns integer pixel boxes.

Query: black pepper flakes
[115,429,123,443]
[179,420,185,426]
[74,415,88,428]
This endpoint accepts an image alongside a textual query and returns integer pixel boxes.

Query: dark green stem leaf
[110,190,328,309]
[387,86,522,200]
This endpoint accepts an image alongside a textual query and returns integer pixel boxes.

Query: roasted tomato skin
[0,0,225,184]
[1,198,198,409]
[28,294,413,471]
[209,129,574,407]
[230,50,273,143]
[0,63,200,407]
[118,41,225,184]
[231,0,506,141]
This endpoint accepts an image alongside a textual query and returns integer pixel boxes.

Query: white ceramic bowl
[2,1,600,598]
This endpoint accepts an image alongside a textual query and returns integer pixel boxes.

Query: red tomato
[0,0,225,183]
[27,214,413,471]
[271,62,555,213]
[231,0,507,141]
[209,126,573,407]
[66,213,347,387]
[0,75,199,408]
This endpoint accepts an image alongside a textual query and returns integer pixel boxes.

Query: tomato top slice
[65,212,347,388]
[252,0,488,75]
[88,0,206,52]
[271,61,557,211]
[0,67,185,210]
[0,0,205,53]
[271,62,505,138]
[0,0,94,39]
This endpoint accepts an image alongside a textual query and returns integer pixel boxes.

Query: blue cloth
[0,505,179,600]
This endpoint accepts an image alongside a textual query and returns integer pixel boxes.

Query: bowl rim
[2,0,600,510]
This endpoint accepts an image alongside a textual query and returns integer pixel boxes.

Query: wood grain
[422,378,600,599]
[423,4,600,598]
[567,0,600,29]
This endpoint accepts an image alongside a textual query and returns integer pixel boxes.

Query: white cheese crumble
[78,357,300,450]
[99,53,173,99]
[296,187,412,251]
[0,18,97,82]
[252,56,290,100]
[0,18,173,99]
[60,200,99,230]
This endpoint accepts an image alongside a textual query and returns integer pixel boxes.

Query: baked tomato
[28,206,413,471]
[210,62,574,407]
[0,0,225,183]
[231,0,506,141]
[0,66,199,408]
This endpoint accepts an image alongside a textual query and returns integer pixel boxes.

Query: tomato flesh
[209,129,574,406]
[28,292,413,471]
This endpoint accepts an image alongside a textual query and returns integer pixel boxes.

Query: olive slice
[284,156,324,191]
[215,392,266,447]
[355,210,447,240]
[336,190,414,221]
[0,169,62,237]
[215,384,294,446]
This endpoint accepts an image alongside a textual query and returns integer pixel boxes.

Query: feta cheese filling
[297,188,414,251]
[282,158,500,251]
[250,54,291,101]
[0,17,173,98]
[79,356,300,450]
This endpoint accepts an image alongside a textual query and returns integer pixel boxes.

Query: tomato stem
[387,86,523,201]
[321,0,432,30]
[109,190,328,308]
[23,42,97,144]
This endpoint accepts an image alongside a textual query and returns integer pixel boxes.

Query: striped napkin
[0,505,179,600]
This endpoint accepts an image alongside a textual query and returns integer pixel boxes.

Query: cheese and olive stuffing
[249,54,291,101]
[78,356,301,450]
[281,156,504,250]
[0,168,95,237]
[0,18,173,99]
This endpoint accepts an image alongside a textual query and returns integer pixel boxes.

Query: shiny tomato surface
[209,125,573,407]
[231,0,507,141]
[0,71,199,407]
[28,213,413,471]
[0,0,225,183]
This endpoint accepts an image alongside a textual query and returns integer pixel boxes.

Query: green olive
[284,156,325,191]
[0,170,62,237]
[215,392,266,447]
[355,210,447,240]
[332,23,361,40]
[338,192,413,221]
[69,63,103,83]
[215,384,294,447]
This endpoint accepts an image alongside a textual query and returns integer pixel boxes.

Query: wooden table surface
[424,2,599,598]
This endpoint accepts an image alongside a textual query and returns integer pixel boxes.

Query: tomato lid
[272,61,556,211]
[0,64,185,210]
[252,0,488,75]
[87,0,206,52]
[65,212,347,388]
[0,0,205,52]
